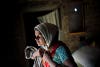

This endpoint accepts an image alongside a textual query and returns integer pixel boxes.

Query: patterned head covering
[34,23,59,50]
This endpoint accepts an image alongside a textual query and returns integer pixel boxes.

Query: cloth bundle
[24,46,43,67]
[24,46,37,59]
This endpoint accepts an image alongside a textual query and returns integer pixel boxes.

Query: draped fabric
[33,57,43,67]
[34,23,59,50]
[37,9,61,41]
[24,46,43,67]
[72,46,100,67]
[37,9,60,30]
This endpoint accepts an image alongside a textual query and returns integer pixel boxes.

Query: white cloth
[24,46,43,67]
[33,57,43,67]
[72,46,100,67]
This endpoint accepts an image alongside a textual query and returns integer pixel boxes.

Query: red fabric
[42,42,59,67]
[42,61,50,67]
[51,43,59,57]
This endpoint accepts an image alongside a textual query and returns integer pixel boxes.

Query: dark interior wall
[68,1,84,33]
[23,13,39,47]
[84,0,100,47]
[8,1,29,67]
[8,13,19,67]
[60,0,100,50]
[8,1,22,67]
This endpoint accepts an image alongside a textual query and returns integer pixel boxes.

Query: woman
[32,23,77,67]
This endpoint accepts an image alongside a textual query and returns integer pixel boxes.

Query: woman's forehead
[35,30,41,35]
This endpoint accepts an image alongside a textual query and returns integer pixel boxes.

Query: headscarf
[34,23,59,50]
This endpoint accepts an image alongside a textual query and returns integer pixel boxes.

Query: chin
[38,44,44,46]
[37,44,40,46]
[38,45,41,46]
[37,44,42,46]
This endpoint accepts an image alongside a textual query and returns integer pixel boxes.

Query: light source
[74,8,78,12]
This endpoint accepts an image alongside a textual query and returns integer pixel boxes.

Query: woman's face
[35,30,46,46]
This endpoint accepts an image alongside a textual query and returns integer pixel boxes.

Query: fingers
[42,51,52,63]
[38,48,45,57]
[31,48,48,59]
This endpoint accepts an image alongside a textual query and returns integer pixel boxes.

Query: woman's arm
[42,45,77,67]
[43,52,76,67]
[43,54,77,67]
[63,58,77,67]
[48,45,77,67]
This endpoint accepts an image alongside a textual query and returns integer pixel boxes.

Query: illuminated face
[35,30,46,46]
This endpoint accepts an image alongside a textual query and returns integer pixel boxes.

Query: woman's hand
[42,52,51,63]
[42,52,56,67]
[31,48,45,59]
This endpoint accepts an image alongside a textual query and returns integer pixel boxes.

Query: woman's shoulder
[56,46,65,53]
[56,41,72,55]
[57,41,70,50]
